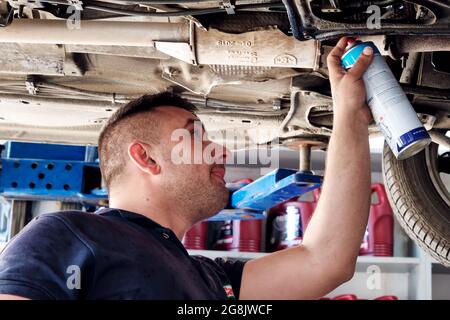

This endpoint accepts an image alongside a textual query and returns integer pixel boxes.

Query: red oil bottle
[213,220,234,251]
[375,295,398,300]
[332,294,358,300]
[266,188,321,252]
[213,219,262,252]
[182,221,208,250]
[214,178,262,252]
[231,219,262,252]
[366,183,394,257]
[266,200,304,252]
[295,184,394,257]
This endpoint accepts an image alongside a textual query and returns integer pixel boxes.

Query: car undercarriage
[0,0,449,266]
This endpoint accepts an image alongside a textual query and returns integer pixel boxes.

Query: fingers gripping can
[341,40,431,160]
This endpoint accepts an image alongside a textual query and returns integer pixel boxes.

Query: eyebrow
[183,118,205,131]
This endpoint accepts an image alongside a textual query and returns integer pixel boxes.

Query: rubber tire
[382,142,450,267]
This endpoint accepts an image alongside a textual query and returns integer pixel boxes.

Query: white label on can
[363,55,425,157]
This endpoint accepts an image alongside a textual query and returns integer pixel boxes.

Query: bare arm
[0,294,29,300]
[239,37,374,300]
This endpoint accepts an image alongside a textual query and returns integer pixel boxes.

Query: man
[0,37,373,299]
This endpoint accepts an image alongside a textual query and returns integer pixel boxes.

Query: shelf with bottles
[185,183,395,260]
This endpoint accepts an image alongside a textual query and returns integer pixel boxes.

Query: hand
[327,37,374,126]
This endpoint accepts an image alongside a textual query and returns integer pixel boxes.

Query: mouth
[210,165,226,184]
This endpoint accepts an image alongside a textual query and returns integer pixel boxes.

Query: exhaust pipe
[0,19,321,69]
[0,21,449,67]
[0,19,189,46]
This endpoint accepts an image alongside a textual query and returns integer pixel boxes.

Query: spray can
[341,40,431,160]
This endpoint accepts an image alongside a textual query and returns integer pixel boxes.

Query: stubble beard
[162,169,229,223]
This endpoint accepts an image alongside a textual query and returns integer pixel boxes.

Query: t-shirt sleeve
[0,214,95,300]
[214,258,246,299]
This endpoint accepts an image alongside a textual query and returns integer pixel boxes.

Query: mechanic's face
[153,106,230,222]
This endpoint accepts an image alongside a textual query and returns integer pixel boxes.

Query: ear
[128,141,160,175]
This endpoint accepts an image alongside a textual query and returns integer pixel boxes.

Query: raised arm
[239,37,374,300]
[0,294,29,300]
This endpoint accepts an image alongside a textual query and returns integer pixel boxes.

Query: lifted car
[0,0,449,266]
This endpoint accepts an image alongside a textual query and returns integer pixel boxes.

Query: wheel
[382,138,450,267]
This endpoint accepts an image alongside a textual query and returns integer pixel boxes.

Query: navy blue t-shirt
[0,208,245,300]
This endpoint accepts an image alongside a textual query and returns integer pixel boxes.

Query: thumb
[347,46,374,80]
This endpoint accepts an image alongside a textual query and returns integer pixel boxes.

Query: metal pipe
[0,20,189,46]
[64,44,170,59]
[360,35,450,54]
[0,93,120,108]
[400,52,420,84]
[401,85,450,100]
[299,145,312,173]
[395,36,450,53]
[282,0,303,40]
[84,2,226,16]
[37,82,129,101]
[430,131,450,149]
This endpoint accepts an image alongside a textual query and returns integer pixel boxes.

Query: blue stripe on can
[396,127,430,152]
[341,41,380,69]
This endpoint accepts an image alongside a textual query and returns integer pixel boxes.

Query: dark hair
[98,91,197,189]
